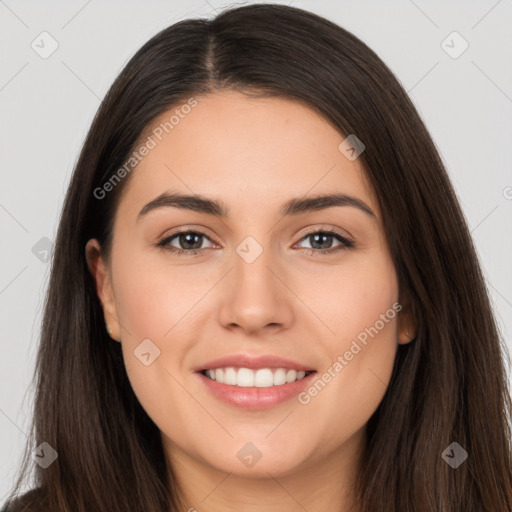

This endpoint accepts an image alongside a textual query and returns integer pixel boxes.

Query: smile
[200,367,314,388]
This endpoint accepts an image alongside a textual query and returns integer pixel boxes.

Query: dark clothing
[1,489,41,512]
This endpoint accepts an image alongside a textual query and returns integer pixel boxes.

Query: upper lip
[195,354,316,372]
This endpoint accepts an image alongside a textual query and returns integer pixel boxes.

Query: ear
[85,239,121,342]
[397,292,417,345]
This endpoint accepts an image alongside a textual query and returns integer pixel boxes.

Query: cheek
[332,255,400,395]
[293,252,399,438]
[300,248,399,346]
[108,249,212,436]
[111,246,210,341]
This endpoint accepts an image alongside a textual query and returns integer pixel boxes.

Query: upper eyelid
[293,228,353,249]
[299,225,353,240]
[161,227,219,246]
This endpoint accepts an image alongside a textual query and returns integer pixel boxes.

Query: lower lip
[196,371,317,410]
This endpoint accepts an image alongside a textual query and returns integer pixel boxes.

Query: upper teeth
[204,367,309,387]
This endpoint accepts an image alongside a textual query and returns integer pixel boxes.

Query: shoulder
[1,489,43,512]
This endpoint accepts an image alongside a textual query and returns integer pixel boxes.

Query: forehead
[118,90,378,220]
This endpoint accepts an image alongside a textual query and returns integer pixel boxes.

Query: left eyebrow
[137,191,376,221]
[281,193,375,217]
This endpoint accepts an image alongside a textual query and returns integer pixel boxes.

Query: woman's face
[87,90,414,478]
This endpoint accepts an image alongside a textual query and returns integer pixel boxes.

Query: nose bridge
[233,233,278,305]
[218,232,292,332]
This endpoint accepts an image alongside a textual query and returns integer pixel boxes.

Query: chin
[204,448,309,477]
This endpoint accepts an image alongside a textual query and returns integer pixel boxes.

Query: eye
[156,229,217,256]
[294,227,354,255]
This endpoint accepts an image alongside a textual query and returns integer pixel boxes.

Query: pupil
[180,233,202,250]
[310,233,332,250]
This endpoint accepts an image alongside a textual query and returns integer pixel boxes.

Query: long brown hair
[4,3,512,511]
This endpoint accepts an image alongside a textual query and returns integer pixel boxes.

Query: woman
[3,3,512,511]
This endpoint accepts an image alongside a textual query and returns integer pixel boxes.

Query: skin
[86,90,416,512]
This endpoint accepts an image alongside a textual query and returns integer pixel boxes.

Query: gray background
[1,0,511,499]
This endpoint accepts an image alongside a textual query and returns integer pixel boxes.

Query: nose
[218,244,294,335]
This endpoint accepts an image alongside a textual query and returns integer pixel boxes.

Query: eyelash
[155,226,355,257]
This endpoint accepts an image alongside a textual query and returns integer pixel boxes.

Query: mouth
[194,354,317,409]
[199,367,316,388]
[197,367,318,410]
